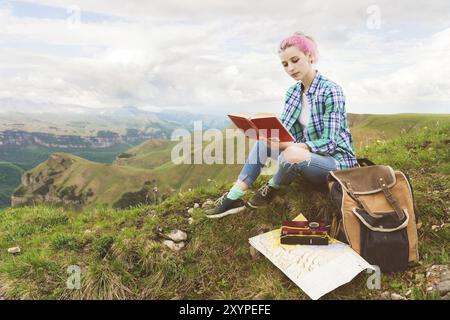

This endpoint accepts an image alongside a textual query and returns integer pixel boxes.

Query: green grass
[0,122,448,300]
[350,113,450,150]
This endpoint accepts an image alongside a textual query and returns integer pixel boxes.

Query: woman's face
[279,46,313,81]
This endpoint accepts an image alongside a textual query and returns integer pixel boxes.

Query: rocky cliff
[11,154,94,207]
[0,130,168,149]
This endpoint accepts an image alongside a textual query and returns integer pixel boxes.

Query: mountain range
[0,99,231,136]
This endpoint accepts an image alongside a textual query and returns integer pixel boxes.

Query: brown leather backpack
[327,160,419,272]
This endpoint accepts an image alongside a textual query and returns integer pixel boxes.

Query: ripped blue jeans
[237,141,338,188]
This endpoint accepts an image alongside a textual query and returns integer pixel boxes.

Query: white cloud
[328,28,450,113]
[0,0,449,114]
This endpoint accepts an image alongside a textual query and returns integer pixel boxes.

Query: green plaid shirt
[281,71,357,170]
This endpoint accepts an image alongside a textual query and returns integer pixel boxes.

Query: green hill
[8,114,450,210]
[11,134,250,209]
[0,121,448,300]
[0,144,136,208]
[12,153,166,207]
[348,113,450,150]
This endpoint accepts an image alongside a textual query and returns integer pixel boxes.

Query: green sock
[226,185,245,200]
[268,178,281,189]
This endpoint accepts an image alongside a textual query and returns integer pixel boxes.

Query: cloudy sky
[0,0,449,115]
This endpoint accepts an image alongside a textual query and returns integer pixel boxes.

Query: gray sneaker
[205,193,246,219]
[246,182,279,209]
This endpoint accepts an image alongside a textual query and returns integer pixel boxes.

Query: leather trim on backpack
[329,165,396,195]
[352,208,410,232]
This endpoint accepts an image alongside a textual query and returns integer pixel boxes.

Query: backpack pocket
[353,208,409,272]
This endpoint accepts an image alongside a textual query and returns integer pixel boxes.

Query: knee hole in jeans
[281,146,311,164]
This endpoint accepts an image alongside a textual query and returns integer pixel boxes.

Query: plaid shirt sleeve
[305,86,345,154]
[281,84,301,129]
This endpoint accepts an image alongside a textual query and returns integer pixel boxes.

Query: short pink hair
[279,33,319,64]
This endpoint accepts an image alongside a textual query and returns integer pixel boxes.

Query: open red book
[228,113,295,142]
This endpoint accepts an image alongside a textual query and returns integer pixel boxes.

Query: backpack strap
[345,181,379,218]
[378,177,405,220]
[357,158,376,167]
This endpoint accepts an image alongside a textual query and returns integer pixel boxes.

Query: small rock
[443,292,450,300]
[166,229,188,242]
[188,208,194,214]
[163,240,185,252]
[188,217,194,225]
[202,199,214,208]
[405,289,411,298]
[390,293,406,300]
[441,272,450,282]
[84,229,92,234]
[426,264,450,292]
[426,264,448,277]
[193,203,200,209]
[7,246,21,254]
[437,280,450,296]
[380,291,390,299]
[431,225,440,231]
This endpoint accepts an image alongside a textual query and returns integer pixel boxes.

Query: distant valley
[0,104,231,207]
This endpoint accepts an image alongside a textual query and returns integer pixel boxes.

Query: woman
[206,32,357,218]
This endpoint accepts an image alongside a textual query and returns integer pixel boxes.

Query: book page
[250,113,278,119]
[227,114,258,138]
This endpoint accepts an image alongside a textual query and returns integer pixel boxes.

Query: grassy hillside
[12,153,163,208]
[0,122,448,300]
[348,113,450,150]
[0,144,136,208]
[12,132,256,208]
[113,140,176,169]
